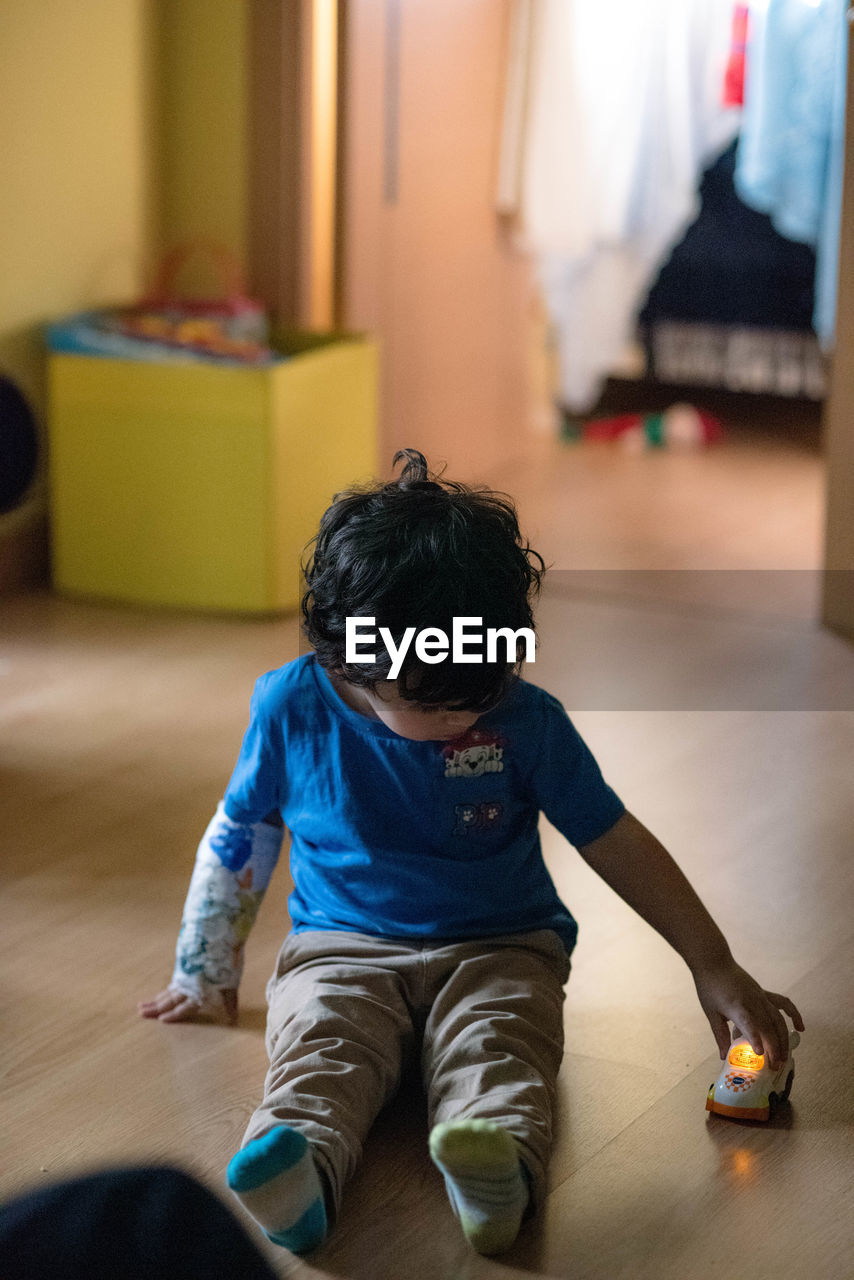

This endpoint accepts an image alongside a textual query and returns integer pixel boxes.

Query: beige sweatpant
[241,928,571,1216]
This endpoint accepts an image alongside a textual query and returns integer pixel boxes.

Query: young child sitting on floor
[139,449,804,1257]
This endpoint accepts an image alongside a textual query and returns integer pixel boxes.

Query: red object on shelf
[723,4,749,107]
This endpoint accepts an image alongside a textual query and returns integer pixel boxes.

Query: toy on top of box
[47,242,283,367]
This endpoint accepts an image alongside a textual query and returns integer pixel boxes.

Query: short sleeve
[223,675,283,823]
[532,692,625,848]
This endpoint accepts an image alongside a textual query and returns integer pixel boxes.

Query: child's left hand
[692,959,805,1068]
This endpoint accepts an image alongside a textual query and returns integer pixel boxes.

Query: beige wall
[340,0,539,480]
[822,26,854,638]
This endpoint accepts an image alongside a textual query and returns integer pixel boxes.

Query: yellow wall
[0,0,159,588]
[0,0,158,422]
[0,0,251,589]
[0,0,250,414]
[155,0,249,288]
[0,0,250,416]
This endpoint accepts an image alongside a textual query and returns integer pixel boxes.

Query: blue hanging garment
[734,0,848,346]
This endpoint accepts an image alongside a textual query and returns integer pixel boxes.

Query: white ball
[663,402,703,448]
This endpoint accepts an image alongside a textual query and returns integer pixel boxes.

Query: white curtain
[500,0,740,412]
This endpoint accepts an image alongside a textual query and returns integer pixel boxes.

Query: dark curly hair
[300,449,546,711]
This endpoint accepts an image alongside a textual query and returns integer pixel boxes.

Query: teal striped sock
[429,1119,529,1255]
[226,1126,328,1254]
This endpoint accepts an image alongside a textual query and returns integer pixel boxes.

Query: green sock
[429,1119,529,1255]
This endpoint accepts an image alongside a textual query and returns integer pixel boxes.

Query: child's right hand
[137,983,238,1026]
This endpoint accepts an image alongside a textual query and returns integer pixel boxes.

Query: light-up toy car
[706,1028,800,1121]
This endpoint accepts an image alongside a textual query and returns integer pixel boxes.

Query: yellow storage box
[47,331,378,612]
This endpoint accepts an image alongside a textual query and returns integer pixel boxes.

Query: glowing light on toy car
[728,1044,764,1071]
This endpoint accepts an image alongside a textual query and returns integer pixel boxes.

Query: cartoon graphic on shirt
[453,801,505,836]
[442,726,507,778]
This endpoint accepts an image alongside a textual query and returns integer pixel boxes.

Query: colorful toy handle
[144,240,258,316]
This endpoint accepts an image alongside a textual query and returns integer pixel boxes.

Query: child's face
[339,676,482,741]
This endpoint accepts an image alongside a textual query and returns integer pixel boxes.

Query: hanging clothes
[500,0,739,412]
[723,5,750,106]
[734,0,848,346]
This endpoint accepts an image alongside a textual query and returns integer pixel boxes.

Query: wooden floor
[2,428,852,1280]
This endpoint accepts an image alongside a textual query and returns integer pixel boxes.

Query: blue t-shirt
[223,654,625,955]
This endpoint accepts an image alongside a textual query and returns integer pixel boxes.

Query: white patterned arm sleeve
[170,801,284,1006]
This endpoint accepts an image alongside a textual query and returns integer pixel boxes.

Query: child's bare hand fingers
[764,997,797,1064]
[137,988,180,1018]
[741,999,788,1066]
[707,1011,731,1059]
[765,991,805,1032]
[737,1017,766,1059]
[158,995,204,1023]
[137,987,200,1021]
[138,986,238,1025]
